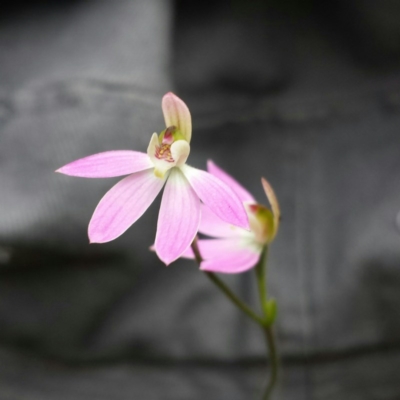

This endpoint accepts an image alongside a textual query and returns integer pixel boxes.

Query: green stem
[262,325,279,400]
[255,246,279,400]
[205,272,265,325]
[191,238,280,399]
[191,238,264,326]
[255,246,269,316]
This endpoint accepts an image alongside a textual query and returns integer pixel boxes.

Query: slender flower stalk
[191,238,264,326]
[255,247,279,400]
[262,324,279,400]
[187,163,281,399]
[191,239,279,400]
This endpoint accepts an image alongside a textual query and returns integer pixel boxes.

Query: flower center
[155,126,178,163]
[155,143,174,162]
[148,125,190,178]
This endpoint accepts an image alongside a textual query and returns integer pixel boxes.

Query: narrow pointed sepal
[162,92,192,143]
[261,177,280,240]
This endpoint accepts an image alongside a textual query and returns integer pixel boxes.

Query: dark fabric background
[1,0,400,398]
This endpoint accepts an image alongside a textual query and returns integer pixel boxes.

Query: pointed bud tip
[261,176,280,239]
[163,91,176,100]
[261,177,274,191]
[261,177,280,212]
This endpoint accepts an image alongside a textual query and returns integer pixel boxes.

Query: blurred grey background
[1,0,400,398]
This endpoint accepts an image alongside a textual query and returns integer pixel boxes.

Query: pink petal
[199,238,242,258]
[89,169,165,243]
[162,92,192,143]
[207,160,255,203]
[56,151,153,178]
[199,204,245,238]
[199,241,261,274]
[155,168,200,265]
[180,165,250,230]
[179,238,244,259]
[179,246,195,259]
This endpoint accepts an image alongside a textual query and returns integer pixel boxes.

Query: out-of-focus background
[1,0,400,398]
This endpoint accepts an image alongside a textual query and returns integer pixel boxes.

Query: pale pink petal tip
[207,160,255,203]
[155,168,200,265]
[162,92,192,143]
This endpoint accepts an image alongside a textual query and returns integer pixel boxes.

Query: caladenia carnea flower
[56,93,249,265]
[185,160,280,273]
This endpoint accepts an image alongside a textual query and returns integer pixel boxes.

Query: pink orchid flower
[56,93,249,265]
[185,161,280,273]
